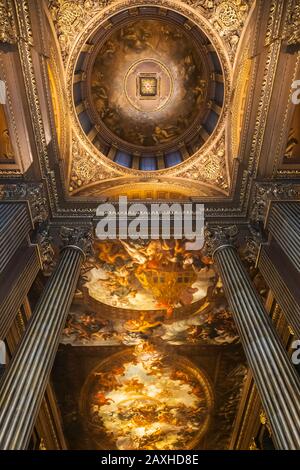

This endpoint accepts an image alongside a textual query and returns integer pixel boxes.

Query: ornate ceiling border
[50,0,253,66]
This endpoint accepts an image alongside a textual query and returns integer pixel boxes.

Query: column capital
[204,225,238,259]
[0,183,48,224]
[250,182,300,225]
[59,226,93,259]
[36,225,56,277]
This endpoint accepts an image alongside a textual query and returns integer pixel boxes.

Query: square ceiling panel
[139,75,158,97]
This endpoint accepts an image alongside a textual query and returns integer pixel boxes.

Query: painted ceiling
[78,14,223,161]
[48,0,255,197]
[50,239,254,450]
[90,18,209,149]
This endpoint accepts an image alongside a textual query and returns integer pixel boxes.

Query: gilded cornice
[264,0,284,46]
[69,132,121,193]
[49,0,254,65]
[0,182,49,223]
[250,181,300,225]
[248,41,281,177]
[235,26,283,215]
[183,0,254,60]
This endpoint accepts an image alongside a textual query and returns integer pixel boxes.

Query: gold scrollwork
[0,0,17,44]
[284,0,300,47]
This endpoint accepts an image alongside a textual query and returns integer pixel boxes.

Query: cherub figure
[152,125,178,144]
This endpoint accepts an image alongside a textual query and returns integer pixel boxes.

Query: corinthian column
[0,226,92,450]
[0,202,33,273]
[0,245,40,339]
[258,245,300,339]
[205,226,300,450]
[267,202,300,272]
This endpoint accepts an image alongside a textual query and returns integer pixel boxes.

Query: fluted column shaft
[0,202,32,273]
[258,246,300,339]
[214,244,300,450]
[0,245,40,339]
[268,202,300,272]
[0,245,84,449]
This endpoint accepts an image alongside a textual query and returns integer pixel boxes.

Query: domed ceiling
[48,0,255,196]
[91,19,208,149]
[73,8,224,170]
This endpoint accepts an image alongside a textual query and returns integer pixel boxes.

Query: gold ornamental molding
[264,0,284,47]
[69,132,120,193]
[49,0,254,65]
[14,0,49,177]
[235,37,282,212]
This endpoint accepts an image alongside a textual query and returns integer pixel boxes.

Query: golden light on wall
[231,47,252,158]
[0,104,14,162]
[283,105,300,163]
[47,63,61,149]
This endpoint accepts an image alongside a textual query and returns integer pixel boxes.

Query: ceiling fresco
[61,239,239,347]
[88,18,212,152]
[72,7,226,173]
[52,342,246,450]
[80,348,213,450]
[51,239,248,450]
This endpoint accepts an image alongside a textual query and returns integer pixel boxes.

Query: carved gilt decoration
[284,0,300,48]
[0,0,17,44]
[265,0,284,46]
[59,225,94,256]
[204,224,238,258]
[0,182,49,223]
[184,0,253,57]
[250,182,300,225]
[36,224,57,276]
